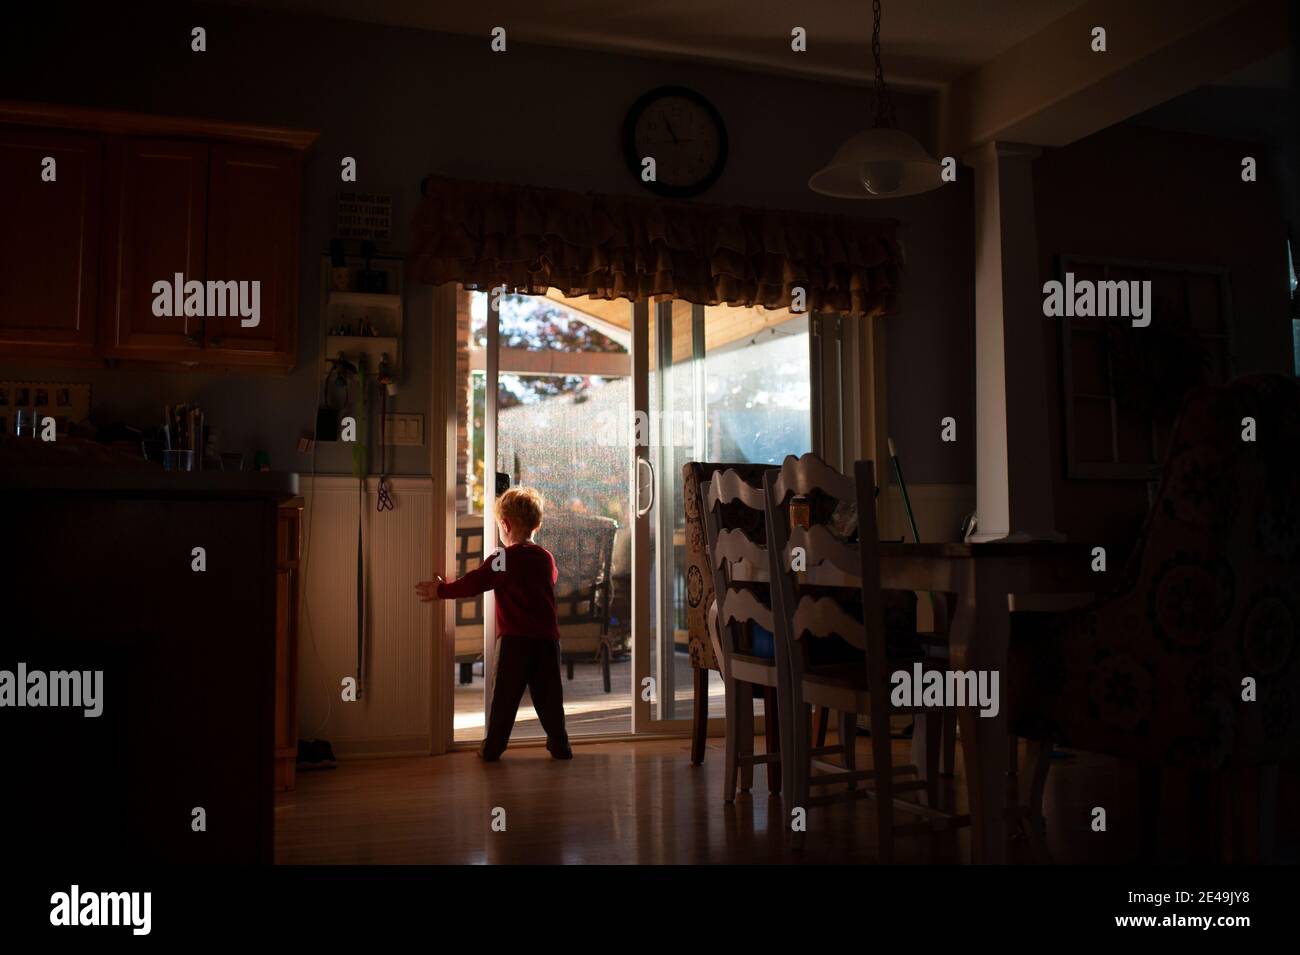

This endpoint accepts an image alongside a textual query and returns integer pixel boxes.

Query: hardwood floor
[452,651,725,741]
[276,734,1173,864]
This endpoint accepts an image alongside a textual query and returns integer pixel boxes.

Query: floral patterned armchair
[1010,375,1300,772]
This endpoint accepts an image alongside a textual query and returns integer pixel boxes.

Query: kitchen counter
[0,464,299,497]
[1,437,294,864]
[0,434,298,498]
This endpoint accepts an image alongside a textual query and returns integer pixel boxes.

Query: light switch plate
[383,413,424,446]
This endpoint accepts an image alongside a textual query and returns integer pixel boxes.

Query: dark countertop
[0,466,300,498]
[0,434,298,498]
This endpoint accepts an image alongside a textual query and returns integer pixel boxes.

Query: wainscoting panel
[298,476,434,756]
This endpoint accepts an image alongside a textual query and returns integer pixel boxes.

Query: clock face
[624,87,727,198]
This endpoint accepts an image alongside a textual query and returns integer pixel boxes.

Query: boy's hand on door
[415,576,444,602]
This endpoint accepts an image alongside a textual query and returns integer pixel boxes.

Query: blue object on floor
[750,624,775,659]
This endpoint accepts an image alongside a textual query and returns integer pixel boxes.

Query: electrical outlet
[384,413,424,446]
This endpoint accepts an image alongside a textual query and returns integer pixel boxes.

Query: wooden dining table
[876,540,1098,863]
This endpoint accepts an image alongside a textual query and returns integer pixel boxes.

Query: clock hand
[664,117,680,144]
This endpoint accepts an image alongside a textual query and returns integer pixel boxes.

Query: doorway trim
[430,281,459,754]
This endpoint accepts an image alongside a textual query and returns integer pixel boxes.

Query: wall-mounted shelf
[320,255,403,376]
[323,335,398,374]
[328,291,400,308]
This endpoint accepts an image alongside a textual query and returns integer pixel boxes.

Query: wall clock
[622,86,728,199]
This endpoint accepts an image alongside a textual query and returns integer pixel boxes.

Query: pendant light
[809,0,941,199]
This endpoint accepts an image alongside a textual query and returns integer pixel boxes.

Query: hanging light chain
[871,0,897,129]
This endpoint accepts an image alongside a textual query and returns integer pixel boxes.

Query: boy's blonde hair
[497,486,544,535]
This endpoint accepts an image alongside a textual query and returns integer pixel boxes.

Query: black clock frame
[621,85,728,199]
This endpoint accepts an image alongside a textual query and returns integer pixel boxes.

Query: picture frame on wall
[1055,255,1233,481]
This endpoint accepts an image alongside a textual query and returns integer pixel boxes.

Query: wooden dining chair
[700,469,788,802]
[764,453,970,861]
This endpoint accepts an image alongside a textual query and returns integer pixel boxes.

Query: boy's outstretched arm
[421,556,506,601]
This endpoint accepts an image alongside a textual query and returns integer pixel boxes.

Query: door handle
[635,457,655,518]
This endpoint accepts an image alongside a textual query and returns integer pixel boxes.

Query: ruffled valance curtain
[410,175,902,318]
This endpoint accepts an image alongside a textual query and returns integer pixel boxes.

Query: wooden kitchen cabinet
[205,145,300,369]
[101,138,209,360]
[0,128,103,359]
[0,102,316,371]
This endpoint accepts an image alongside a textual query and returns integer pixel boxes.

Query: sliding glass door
[453,288,837,741]
[636,301,821,731]
[455,289,634,740]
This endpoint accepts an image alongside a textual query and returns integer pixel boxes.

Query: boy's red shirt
[436,540,561,641]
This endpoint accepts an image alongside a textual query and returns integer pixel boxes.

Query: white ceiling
[215,0,1092,87]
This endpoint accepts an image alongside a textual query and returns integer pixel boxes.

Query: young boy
[416,487,572,761]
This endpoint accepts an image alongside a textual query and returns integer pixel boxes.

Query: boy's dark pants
[483,635,569,759]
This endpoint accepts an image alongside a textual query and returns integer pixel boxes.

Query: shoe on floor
[478,742,500,762]
[297,738,338,770]
[546,738,573,760]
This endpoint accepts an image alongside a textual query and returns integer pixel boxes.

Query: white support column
[966,141,1062,542]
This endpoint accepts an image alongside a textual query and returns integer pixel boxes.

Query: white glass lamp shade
[809,127,942,198]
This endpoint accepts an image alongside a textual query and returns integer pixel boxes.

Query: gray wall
[1,0,975,483]
[1035,122,1294,548]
